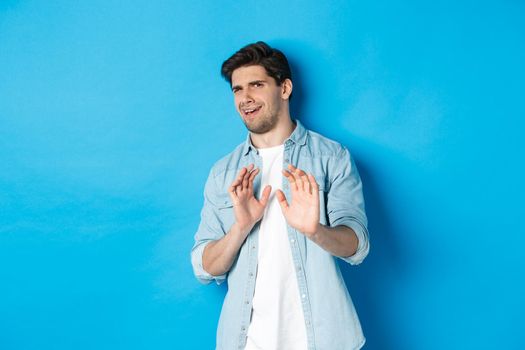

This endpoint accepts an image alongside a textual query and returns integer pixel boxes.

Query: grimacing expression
[230,65,288,134]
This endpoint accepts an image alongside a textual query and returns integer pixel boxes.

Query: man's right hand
[228,164,271,236]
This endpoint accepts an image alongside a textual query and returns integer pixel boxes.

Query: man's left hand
[276,164,321,238]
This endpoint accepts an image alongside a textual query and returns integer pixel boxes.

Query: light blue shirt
[191,120,370,350]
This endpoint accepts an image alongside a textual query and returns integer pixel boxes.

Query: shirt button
[241,326,246,331]
[245,300,250,304]
[290,239,295,243]
[302,294,306,299]
[249,272,253,277]
[252,246,256,249]
[297,266,302,271]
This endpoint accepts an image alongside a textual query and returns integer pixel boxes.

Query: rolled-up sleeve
[327,147,370,265]
[190,169,228,285]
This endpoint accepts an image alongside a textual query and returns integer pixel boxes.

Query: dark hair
[221,41,292,87]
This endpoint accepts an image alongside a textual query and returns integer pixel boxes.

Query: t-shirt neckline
[257,144,284,154]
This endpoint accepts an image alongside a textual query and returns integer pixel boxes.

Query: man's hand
[228,164,272,235]
[276,164,320,237]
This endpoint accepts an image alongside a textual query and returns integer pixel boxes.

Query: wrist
[307,223,325,241]
[232,221,254,237]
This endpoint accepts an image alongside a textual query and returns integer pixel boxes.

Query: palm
[282,190,319,234]
[233,191,266,228]
[229,164,271,234]
[276,165,320,237]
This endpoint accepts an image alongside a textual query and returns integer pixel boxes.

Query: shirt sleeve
[326,146,370,265]
[190,168,228,285]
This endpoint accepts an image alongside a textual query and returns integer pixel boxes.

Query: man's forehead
[231,65,271,84]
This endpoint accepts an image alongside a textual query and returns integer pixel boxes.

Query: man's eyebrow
[232,80,267,91]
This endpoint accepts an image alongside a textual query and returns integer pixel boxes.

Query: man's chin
[244,121,273,135]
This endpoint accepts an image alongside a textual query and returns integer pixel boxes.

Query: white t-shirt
[244,144,308,350]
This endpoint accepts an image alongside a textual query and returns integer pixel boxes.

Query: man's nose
[239,89,254,103]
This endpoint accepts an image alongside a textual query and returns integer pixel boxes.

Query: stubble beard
[243,112,279,135]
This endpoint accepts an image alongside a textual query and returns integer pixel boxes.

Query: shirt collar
[242,119,308,156]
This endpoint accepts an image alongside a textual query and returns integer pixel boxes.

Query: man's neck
[250,116,296,149]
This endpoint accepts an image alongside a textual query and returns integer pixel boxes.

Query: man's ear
[281,78,293,100]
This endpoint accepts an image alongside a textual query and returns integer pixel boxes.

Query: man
[191,41,370,350]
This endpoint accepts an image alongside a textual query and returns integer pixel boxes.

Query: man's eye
[254,83,262,87]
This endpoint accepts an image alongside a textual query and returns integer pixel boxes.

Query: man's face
[230,65,287,134]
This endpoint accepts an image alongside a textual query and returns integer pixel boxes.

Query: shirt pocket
[217,194,233,209]
[216,194,234,233]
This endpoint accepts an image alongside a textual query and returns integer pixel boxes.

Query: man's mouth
[242,105,262,117]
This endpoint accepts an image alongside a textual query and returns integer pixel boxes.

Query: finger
[248,168,259,190]
[230,167,247,195]
[307,174,319,196]
[238,166,248,177]
[233,167,248,189]
[275,189,289,211]
[296,168,309,193]
[241,164,254,190]
[259,185,272,207]
[232,168,246,186]
[228,184,238,199]
[282,169,298,191]
[301,173,311,193]
[288,164,304,192]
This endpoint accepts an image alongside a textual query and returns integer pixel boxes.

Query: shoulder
[202,141,245,201]
[208,141,246,179]
[304,128,348,158]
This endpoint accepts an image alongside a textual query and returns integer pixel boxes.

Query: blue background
[1,1,524,349]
